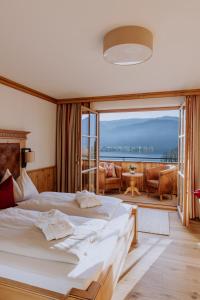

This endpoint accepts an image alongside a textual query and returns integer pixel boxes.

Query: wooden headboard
[0,129,56,192]
[0,143,20,180]
[0,129,30,180]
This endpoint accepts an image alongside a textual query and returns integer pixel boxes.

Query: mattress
[0,203,134,295]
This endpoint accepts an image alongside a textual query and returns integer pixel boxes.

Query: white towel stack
[75,190,102,208]
[35,209,75,241]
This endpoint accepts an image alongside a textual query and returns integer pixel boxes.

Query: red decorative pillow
[105,163,117,178]
[0,176,16,209]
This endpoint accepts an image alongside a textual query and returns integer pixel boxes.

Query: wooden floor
[113,211,200,300]
[110,193,177,210]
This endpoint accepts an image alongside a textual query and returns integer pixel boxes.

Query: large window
[81,107,98,192]
[100,110,179,163]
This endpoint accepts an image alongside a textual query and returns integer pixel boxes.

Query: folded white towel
[75,190,102,208]
[35,209,75,241]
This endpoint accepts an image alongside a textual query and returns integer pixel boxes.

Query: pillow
[1,169,23,202]
[75,190,102,208]
[0,176,16,209]
[105,163,116,178]
[17,168,39,200]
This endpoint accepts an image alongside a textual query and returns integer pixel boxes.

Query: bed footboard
[131,205,138,246]
[0,276,63,300]
[67,281,101,300]
[0,271,112,300]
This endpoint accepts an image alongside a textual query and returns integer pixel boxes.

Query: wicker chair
[99,162,122,194]
[145,165,177,200]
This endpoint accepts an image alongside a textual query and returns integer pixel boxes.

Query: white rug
[112,238,172,300]
[138,208,170,235]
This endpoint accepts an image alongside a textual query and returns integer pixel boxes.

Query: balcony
[99,158,178,209]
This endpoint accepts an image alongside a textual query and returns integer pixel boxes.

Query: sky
[100,110,179,121]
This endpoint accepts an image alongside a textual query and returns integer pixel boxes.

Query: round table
[122,172,143,197]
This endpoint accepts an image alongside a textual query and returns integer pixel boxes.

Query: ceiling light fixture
[103,26,153,66]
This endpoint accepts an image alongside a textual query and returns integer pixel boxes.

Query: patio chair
[99,162,122,194]
[145,164,177,200]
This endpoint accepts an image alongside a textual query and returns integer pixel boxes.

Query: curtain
[56,103,81,193]
[185,96,200,224]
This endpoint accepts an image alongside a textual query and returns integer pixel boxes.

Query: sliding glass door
[178,104,186,223]
[81,106,99,193]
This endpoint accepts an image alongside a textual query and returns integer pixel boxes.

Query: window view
[100,110,179,163]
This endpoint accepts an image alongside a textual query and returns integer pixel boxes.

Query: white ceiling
[0,0,200,99]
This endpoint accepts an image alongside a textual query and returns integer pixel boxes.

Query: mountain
[100,116,178,154]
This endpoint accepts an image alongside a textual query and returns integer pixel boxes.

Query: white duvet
[18,192,122,220]
[0,203,134,294]
[0,207,107,265]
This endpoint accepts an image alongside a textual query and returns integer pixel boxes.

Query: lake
[100,151,170,162]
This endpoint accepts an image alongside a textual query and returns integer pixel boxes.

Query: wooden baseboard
[28,166,56,193]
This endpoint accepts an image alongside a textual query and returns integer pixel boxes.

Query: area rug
[138,208,170,235]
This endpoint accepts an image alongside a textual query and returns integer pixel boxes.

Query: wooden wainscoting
[28,166,56,193]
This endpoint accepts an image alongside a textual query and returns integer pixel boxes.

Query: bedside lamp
[21,148,35,168]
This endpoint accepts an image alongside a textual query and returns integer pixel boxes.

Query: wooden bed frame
[0,129,138,300]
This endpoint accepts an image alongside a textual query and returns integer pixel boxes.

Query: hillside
[100,116,178,154]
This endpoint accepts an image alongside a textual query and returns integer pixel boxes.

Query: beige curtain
[56,103,81,193]
[185,96,200,224]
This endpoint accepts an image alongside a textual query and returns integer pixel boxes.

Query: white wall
[0,84,57,170]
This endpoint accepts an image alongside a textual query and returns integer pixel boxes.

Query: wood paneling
[28,166,56,192]
[0,75,57,104]
[58,88,200,104]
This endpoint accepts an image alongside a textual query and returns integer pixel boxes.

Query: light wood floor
[113,211,200,300]
[110,193,177,210]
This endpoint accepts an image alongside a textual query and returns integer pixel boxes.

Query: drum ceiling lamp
[103,26,153,65]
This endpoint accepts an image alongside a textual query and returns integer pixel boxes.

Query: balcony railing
[100,155,178,163]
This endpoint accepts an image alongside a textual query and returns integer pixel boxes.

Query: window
[81,107,98,192]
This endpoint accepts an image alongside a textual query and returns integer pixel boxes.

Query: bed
[0,129,138,300]
[18,191,127,220]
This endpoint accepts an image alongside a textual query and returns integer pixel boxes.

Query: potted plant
[129,165,137,174]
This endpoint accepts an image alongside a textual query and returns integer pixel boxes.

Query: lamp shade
[25,151,35,163]
[103,26,153,65]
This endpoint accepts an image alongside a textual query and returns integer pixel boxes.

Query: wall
[0,84,57,170]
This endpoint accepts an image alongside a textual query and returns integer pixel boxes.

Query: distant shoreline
[100,151,177,163]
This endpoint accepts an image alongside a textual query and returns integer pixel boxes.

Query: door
[178,104,186,223]
[81,106,99,193]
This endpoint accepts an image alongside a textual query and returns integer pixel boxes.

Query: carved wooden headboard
[0,143,20,180]
[0,129,30,180]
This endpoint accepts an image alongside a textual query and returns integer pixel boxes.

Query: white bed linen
[0,207,107,264]
[35,209,75,241]
[0,203,134,294]
[18,192,122,220]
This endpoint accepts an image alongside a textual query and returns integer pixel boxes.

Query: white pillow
[17,168,39,200]
[75,190,102,208]
[1,169,23,202]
